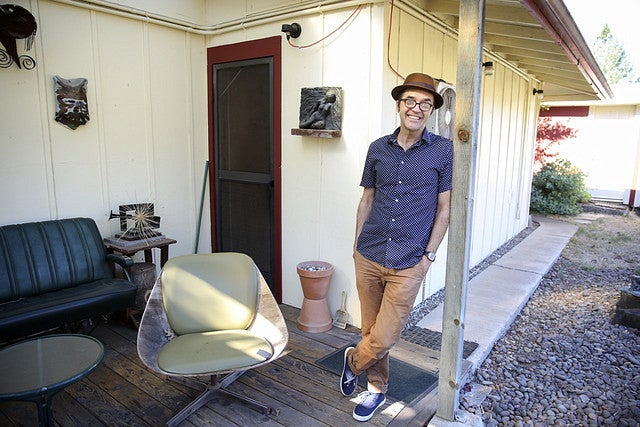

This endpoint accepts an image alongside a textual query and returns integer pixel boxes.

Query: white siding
[553,105,640,201]
[471,61,537,267]
[0,0,538,327]
[0,0,209,259]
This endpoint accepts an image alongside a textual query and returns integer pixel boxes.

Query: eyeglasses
[400,98,433,112]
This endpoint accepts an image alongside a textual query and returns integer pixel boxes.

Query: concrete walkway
[417,216,579,372]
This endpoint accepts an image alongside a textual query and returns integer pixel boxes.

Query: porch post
[435,0,485,421]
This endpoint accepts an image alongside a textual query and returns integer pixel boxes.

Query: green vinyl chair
[137,252,288,426]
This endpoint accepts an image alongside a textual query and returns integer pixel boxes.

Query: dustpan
[333,291,348,329]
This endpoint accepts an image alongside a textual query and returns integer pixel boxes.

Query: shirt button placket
[386,157,404,266]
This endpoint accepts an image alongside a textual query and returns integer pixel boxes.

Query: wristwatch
[425,251,436,262]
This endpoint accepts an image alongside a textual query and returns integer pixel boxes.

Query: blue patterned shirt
[357,127,453,269]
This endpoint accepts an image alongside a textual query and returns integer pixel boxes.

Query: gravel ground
[458,213,640,426]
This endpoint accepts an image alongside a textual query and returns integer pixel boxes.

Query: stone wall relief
[292,87,343,138]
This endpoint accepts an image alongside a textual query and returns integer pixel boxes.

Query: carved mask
[54,76,89,130]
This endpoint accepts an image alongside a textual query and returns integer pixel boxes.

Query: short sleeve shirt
[357,127,453,269]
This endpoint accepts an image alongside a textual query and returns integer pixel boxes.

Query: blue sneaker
[353,391,386,422]
[340,346,358,396]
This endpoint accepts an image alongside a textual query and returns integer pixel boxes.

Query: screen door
[213,58,274,288]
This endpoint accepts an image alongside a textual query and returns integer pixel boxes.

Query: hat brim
[391,84,444,110]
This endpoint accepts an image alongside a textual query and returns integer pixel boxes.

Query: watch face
[426,252,436,261]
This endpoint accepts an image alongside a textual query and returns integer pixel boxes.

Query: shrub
[530,159,591,215]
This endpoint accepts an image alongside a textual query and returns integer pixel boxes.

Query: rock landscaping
[461,213,640,426]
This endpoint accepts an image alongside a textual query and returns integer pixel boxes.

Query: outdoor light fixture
[482,61,494,76]
[533,88,544,99]
[281,23,302,39]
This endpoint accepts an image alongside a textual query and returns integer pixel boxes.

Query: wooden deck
[0,305,461,426]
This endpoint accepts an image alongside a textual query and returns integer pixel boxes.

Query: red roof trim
[539,106,589,117]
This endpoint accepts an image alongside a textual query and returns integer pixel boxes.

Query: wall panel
[422,26,444,77]
[470,63,535,267]
[397,10,424,74]
[95,13,150,204]
[147,28,197,255]
[0,0,208,255]
[0,22,50,223]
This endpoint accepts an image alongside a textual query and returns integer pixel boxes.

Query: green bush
[530,159,591,215]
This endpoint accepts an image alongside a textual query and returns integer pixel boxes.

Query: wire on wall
[387,0,404,80]
[287,4,363,49]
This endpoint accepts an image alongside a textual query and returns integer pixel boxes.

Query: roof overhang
[419,0,613,102]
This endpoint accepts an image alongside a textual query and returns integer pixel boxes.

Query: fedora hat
[391,73,443,109]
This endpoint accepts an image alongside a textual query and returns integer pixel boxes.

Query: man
[342,73,453,421]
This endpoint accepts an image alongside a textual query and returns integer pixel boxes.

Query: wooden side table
[103,236,177,268]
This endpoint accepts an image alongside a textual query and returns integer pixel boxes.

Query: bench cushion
[0,218,113,302]
[0,217,137,342]
[0,278,136,341]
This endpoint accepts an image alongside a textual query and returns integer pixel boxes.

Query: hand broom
[333,291,348,329]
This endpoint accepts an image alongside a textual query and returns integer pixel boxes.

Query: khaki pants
[349,251,428,393]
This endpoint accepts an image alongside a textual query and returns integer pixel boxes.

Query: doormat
[401,327,479,359]
[316,343,437,403]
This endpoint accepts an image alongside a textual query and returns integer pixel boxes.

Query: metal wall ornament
[53,76,89,130]
[0,4,37,69]
[109,203,161,241]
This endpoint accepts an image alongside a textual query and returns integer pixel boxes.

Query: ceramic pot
[296,261,333,333]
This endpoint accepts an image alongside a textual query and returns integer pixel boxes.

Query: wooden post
[436,0,486,421]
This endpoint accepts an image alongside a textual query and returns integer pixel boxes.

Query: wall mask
[0,4,37,69]
[53,76,89,130]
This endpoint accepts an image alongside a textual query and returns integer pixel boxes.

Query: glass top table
[0,334,104,426]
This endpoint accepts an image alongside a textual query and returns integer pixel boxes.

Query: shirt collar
[389,127,433,147]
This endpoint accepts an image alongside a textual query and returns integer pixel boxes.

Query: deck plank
[64,372,149,426]
[0,305,450,426]
[51,391,103,427]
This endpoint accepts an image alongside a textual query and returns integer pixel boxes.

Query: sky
[564,0,640,75]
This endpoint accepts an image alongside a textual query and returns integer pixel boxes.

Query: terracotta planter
[296,261,333,333]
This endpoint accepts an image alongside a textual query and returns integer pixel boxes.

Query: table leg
[144,249,152,263]
[160,246,169,267]
[127,307,140,330]
[35,394,55,427]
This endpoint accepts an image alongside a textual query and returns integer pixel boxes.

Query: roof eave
[520,0,613,100]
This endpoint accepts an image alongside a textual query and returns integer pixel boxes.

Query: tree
[591,24,640,84]
[534,116,577,169]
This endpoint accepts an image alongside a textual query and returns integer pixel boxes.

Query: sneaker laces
[357,390,383,404]
[343,368,357,384]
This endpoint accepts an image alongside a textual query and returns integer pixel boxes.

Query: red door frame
[207,36,282,301]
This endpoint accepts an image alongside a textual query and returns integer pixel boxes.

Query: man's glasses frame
[399,98,433,112]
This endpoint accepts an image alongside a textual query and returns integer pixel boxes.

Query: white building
[541,83,640,205]
[0,0,611,327]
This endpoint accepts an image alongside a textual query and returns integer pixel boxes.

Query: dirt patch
[553,212,640,272]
